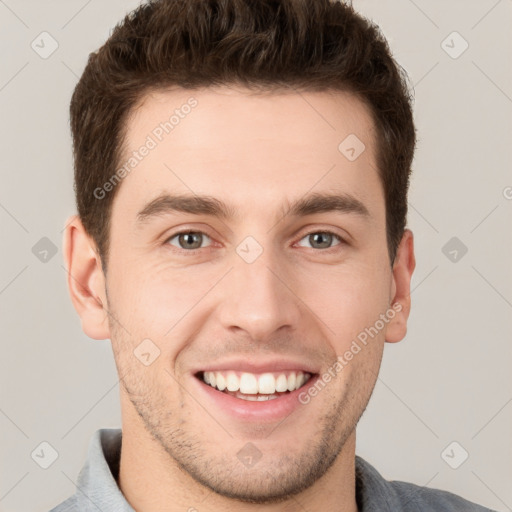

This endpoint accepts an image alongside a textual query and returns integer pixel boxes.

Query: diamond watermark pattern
[441,31,469,59]
[31,441,59,469]
[441,441,469,469]
[442,237,468,263]
[338,134,366,161]
[134,338,161,366]
[236,442,262,468]
[236,236,263,264]
[31,31,59,59]
[32,237,58,263]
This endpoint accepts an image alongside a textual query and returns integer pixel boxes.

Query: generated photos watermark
[93,96,198,200]
[298,302,403,405]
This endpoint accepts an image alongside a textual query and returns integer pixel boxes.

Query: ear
[385,229,416,343]
[62,215,110,340]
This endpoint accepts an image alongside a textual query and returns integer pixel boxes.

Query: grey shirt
[50,428,495,511]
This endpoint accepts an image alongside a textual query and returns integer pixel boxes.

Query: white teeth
[239,373,259,394]
[201,370,312,395]
[216,372,226,391]
[287,372,296,391]
[275,374,288,392]
[226,372,239,392]
[242,394,259,401]
[258,373,276,394]
[233,391,279,401]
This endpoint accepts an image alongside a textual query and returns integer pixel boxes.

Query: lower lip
[192,374,319,422]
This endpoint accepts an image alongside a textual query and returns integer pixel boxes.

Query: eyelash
[164,229,347,253]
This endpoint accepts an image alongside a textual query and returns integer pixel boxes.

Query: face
[68,85,414,504]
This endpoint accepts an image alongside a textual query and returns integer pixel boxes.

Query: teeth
[201,370,312,395]
[258,373,276,394]
[233,391,279,401]
[226,372,239,392]
[239,372,259,394]
[287,372,296,391]
[216,373,226,391]
[275,374,288,392]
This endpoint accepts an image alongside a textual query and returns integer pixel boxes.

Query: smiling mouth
[195,370,314,401]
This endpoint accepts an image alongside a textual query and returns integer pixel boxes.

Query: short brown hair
[70,0,416,271]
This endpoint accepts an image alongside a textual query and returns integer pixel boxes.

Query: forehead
[112,85,383,223]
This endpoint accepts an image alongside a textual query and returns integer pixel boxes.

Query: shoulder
[48,494,77,512]
[355,456,496,512]
[390,479,495,511]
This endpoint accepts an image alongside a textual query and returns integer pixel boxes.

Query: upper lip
[193,358,320,375]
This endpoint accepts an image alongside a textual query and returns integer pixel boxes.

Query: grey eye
[168,232,212,250]
[297,232,341,249]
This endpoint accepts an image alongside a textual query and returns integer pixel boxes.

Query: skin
[63,86,415,512]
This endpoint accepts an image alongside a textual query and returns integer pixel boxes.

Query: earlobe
[62,215,110,340]
[385,229,416,343]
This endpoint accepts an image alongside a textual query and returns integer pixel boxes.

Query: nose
[216,248,302,341]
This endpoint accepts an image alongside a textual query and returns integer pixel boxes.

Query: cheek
[296,263,391,341]
[108,260,220,337]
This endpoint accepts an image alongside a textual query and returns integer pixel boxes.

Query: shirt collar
[74,428,134,511]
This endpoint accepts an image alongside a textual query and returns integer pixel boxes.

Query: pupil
[311,232,331,249]
[180,232,201,249]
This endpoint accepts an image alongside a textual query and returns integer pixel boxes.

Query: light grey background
[0,1,511,511]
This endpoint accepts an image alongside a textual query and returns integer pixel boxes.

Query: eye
[296,231,343,250]
[166,231,213,250]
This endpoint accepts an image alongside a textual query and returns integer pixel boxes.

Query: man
[53,0,494,510]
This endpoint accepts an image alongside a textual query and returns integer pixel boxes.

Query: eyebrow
[136,191,370,225]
